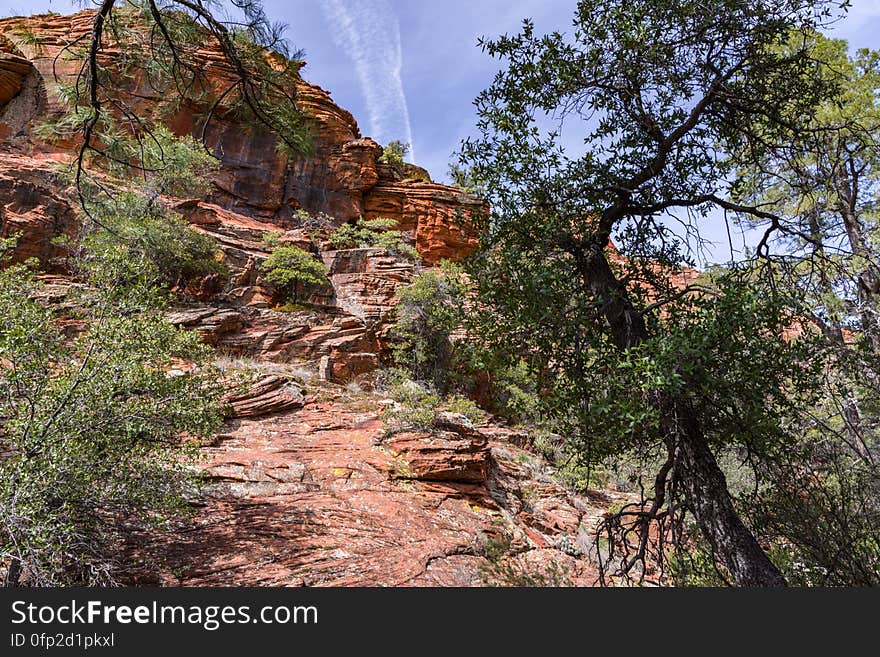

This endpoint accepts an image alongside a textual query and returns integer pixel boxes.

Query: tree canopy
[457,0,878,585]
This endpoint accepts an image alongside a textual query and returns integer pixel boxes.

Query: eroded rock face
[121,395,607,587]
[0,9,477,379]
[223,375,305,419]
[0,154,76,269]
[0,52,32,109]
[364,181,482,265]
[0,10,479,264]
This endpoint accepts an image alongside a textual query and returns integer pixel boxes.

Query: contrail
[322,0,415,162]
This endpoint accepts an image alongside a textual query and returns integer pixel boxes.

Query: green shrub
[379,371,489,439]
[290,209,336,243]
[373,229,420,261]
[379,140,409,171]
[79,193,225,292]
[480,558,572,587]
[328,217,419,261]
[381,373,442,433]
[664,534,730,587]
[491,359,544,425]
[443,395,484,425]
[0,265,223,586]
[391,261,469,391]
[260,243,328,303]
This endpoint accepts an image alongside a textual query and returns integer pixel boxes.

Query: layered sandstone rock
[0,10,479,264]
[223,375,305,419]
[0,52,31,107]
[386,415,490,483]
[0,9,477,378]
[0,154,75,268]
[121,392,609,586]
[364,180,482,265]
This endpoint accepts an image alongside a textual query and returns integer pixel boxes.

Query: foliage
[380,373,442,433]
[731,32,880,350]
[442,395,484,425]
[447,162,487,197]
[457,0,850,585]
[45,122,225,296]
[665,534,730,587]
[36,119,219,201]
[39,0,315,215]
[379,140,409,171]
[390,261,469,391]
[259,243,328,303]
[329,217,420,261]
[0,263,223,586]
[487,359,544,425]
[746,448,880,586]
[290,209,336,243]
[480,556,572,587]
[723,33,880,585]
[0,0,318,589]
[77,191,224,292]
[379,371,484,434]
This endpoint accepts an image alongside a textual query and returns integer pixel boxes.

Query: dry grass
[213,355,317,384]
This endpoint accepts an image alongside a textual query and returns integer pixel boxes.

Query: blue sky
[2,0,880,263]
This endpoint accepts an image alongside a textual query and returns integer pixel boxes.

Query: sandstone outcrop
[0,51,31,108]
[386,419,490,484]
[122,392,610,586]
[0,10,480,263]
[223,375,305,419]
[0,154,75,268]
[0,9,479,378]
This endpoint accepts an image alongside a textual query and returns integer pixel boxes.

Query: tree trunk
[4,557,22,588]
[580,246,787,586]
[839,188,880,353]
[663,398,787,586]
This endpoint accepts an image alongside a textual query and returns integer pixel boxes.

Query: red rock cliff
[0,9,480,265]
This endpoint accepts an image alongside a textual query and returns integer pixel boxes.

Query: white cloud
[322,0,414,161]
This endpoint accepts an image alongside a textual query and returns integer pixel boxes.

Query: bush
[391,261,469,391]
[379,370,488,439]
[380,373,442,433]
[490,359,544,425]
[379,140,409,171]
[480,557,572,587]
[0,265,223,586]
[328,217,420,261]
[290,210,336,243]
[260,243,328,303]
[443,395,484,425]
[80,195,225,292]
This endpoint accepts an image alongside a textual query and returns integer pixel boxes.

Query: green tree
[260,244,328,303]
[1,128,227,586]
[730,33,880,464]
[732,33,880,353]
[723,33,880,583]
[457,0,847,586]
[0,0,314,588]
